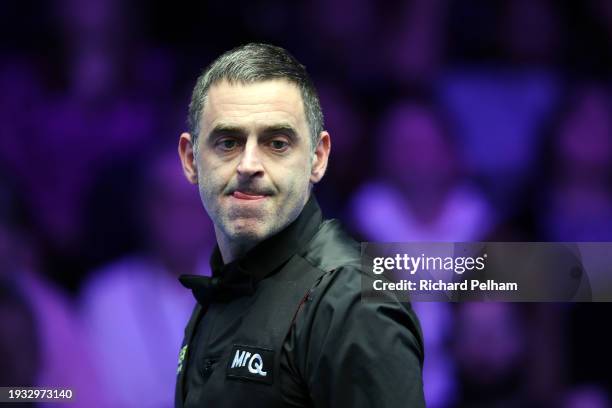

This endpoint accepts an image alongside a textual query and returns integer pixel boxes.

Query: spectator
[348,97,494,408]
[80,149,215,408]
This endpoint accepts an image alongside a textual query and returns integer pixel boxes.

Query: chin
[226,222,269,242]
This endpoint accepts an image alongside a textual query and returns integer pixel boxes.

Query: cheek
[197,159,228,188]
[195,167,225,213]
[278,160,312,190]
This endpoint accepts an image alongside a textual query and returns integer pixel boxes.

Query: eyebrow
[207,122,299,141]
[260,124,298,140]
[207,124,248,140]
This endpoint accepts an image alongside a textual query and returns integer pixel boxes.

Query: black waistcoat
[176,255,329,407]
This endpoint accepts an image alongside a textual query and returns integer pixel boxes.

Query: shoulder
[303,264,423,356]
[290,256,426,406]
[301,218,362,272]
[296,220,424,361]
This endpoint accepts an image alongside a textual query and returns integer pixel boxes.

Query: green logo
[177,345,188,375]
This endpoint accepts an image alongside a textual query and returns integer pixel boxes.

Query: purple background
[1,0,611,407]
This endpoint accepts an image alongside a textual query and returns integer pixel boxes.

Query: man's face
[186,79,322,246]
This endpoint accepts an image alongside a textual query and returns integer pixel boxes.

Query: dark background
[1,0,611,407]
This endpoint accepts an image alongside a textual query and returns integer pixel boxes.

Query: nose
[236,138,264,178]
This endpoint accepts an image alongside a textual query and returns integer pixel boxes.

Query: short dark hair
[188,43,324,152]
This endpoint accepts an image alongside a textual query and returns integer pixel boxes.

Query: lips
[232,191,266,200]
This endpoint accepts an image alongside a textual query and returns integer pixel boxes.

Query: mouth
[231,190,267,200]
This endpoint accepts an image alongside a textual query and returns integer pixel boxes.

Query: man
[176,43,425,407]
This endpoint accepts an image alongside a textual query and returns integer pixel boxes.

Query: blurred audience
[0,177,106,406]
[348,97,495,408]
[537,84,612,241]
[0,1,610,406]
[0,280,40,388]
[349,97,495,242]
[314,83,367,219]
[562,384,611,408]
[452,303,531,408]
[79,149,215,408]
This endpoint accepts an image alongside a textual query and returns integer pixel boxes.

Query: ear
[310,131,331,184]
[178,132,198,184]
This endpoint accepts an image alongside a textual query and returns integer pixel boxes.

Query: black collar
[180,194,322,303]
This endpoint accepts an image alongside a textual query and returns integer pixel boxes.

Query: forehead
[201,79,306,131]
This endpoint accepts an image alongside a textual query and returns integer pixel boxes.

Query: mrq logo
[230,349,268,377]
[372,253,488,275]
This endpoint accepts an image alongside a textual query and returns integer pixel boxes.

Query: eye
[269,139,289,152]
[216,138,239,151]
